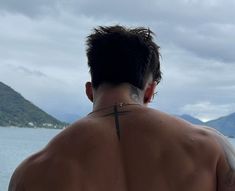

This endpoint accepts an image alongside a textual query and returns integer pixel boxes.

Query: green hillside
[0,82,67,128]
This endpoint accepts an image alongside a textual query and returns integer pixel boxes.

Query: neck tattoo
[88,102,142,141]
[88,102,141,115]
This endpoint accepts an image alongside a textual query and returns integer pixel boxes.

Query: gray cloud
[7,65,47,77]
[64,0,235,25]
[0,0,60,17]
[1,0,235,63]
[1,0,235,24]
[169,23,235,63]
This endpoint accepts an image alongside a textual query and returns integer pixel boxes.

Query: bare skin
[9,82,235,191]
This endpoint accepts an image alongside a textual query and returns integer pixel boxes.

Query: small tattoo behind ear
[129,85,140,102]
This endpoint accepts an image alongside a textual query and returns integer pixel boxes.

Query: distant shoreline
[0,126,64,130]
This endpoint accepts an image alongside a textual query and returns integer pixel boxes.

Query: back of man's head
[86,25,161,90]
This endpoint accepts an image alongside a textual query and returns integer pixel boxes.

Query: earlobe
[143,87,152,104]
[144,96,150,104]
[143,81,157,104]
[85,82,93,102]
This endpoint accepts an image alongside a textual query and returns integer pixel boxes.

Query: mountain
[54,113,82,123]
[0,82,67,128]
[178,113,235,137]
[206,112,235,136]
[178,114,204,125]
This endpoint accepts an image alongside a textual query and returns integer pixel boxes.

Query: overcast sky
[0,0,235,122]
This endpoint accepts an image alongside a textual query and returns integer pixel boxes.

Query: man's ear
[85,82,93,102]
[143,81,157,104]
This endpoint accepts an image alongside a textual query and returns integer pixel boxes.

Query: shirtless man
[9,25,235,191]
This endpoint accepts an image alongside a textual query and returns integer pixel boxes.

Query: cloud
[1,0,235,63]
[1,0,235,24]
[61,0,235,25]
[0,0,60,17]
[15,65,47,77]
[169,23,235,63]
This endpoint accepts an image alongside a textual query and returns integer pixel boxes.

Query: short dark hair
[86,25,161,90]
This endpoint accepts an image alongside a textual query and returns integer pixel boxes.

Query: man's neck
[92,83,144,111]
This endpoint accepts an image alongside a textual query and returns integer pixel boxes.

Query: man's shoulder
[8,119,91,191]
[48,117,96,144]
[141,107,197,130]
[8,150,46,190]
[201,126,235,189]
[8,146,78,191]
[146,109,223,157]
[189,125,222,152]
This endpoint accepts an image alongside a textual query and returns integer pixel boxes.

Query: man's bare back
[9,105,235,191]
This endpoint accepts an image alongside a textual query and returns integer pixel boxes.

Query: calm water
[0,127,61,191]
[1,127,235,191]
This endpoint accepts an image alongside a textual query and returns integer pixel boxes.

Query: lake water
[1,126,235,191]
[0,127,61,191]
